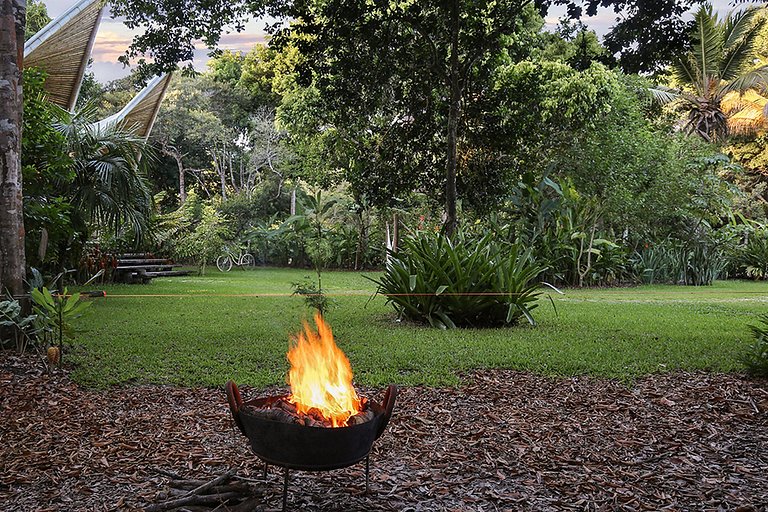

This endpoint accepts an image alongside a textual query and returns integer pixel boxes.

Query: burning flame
[287,314,362,427]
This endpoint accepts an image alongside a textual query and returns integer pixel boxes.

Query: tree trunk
[0,0,26,298]
[444,0,460,238]
[213,149,227,201]
[174,152,186,203]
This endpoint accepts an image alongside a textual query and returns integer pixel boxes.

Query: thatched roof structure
[93,74,173,139]
[24,0,104,110]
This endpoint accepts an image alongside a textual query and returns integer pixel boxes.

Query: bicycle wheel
[241,253,255,267]
[216,255,233,272]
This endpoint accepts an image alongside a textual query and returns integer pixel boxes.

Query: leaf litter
[1,351,767,511]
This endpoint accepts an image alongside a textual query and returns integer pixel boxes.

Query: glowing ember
[287,314,362,427]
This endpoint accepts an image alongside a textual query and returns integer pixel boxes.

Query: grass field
[69,268,768,388]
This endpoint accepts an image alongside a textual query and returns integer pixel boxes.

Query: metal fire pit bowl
[225,381,397,510]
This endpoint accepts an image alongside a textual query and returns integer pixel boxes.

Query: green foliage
[662,4,768,142]
[291,279,333,316]
[0,298,39,353]
[503,175,629,287]
[31,287,91,362]
[741,229,768,279]
[158,192,232,274]
[25,0,51,41]
[58,106,154,240]
[632,237,727,286]
[742,315,768,377]
[371,230,547,329]
[22,68,76,269]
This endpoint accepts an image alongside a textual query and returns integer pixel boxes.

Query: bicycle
[216,246,255,272]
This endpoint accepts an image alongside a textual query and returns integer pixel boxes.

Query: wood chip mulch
[1,351,767,511]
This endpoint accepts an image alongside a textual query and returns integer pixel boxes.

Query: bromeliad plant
[370,230,554,328]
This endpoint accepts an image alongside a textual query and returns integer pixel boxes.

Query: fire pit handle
[225,380,247,436]
[376,385,397,440]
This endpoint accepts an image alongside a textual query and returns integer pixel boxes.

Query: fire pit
[225,314,397,510]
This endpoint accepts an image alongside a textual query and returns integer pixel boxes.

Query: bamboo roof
[94,74,173,139]
[24,0,104,111]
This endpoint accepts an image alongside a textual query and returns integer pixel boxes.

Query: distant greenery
[69,269,767,388]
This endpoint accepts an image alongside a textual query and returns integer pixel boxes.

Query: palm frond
[722,6,763,50]
[722,65,768,94]
[649,86,681,105]
[692,4,723,86]
[671,54,704,94]
[723,89,768,135]
[720,10,765,81]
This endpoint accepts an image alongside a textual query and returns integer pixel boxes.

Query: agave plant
[653,4,768,142]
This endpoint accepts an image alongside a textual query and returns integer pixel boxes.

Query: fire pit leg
[282,467,290,511]
[365,454,370,494]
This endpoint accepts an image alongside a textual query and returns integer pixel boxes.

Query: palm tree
[53,104,154,241]
[654,4,768,142]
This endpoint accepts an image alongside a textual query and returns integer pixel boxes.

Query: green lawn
[70,268,768,388]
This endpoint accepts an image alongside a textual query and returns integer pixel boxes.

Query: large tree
[0,0,26,298]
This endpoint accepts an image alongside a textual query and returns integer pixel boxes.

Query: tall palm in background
[655,4,768,142]
[54,105,153,241]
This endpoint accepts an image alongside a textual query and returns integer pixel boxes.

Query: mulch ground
[1,351,767,512]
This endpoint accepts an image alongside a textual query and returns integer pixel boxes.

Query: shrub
[742,315,768,377]
[370,230,549,328]
[741,229,768,280]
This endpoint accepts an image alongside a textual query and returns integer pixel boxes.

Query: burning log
[241,396,377,428]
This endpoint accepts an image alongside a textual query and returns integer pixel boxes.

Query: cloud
[92,30,134,63]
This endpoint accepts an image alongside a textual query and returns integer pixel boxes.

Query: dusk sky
[41,0,737,84]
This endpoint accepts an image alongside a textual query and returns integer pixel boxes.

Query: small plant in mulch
[742,314,768,377]
[31,287,91,365]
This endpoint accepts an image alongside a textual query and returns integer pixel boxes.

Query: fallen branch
[145,491,243,512]
[181,469,236,499]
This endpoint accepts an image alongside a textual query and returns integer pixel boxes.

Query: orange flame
[287,314,362,427]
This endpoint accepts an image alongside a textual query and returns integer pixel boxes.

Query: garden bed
[1,351,766,511]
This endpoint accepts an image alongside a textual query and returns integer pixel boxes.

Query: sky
[42,0,739,84]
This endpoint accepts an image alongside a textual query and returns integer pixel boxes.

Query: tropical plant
[30,287,91,364]
[370,230,551,329]
[286,190,338,301]
[55,105,154,240]
[177,206,232,275]
[740,228,768,279]
[0,297,39,353]
[742,314,768,377]
[654,4,768,142]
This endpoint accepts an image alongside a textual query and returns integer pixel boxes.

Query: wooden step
[116,265,178,271]
[144,270,194,278]
[118,253,155,259]
[117,258,173,265]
